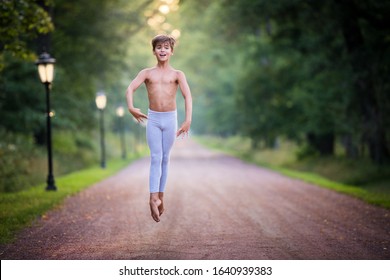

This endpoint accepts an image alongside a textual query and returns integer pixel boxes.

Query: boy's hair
[151,34,176,51]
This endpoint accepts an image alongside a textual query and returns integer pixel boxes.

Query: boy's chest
[146,71,178,86]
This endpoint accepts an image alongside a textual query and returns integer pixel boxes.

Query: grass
[0,156,145,244]
[196,135,390,209]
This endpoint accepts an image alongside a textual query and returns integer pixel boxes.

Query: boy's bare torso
[145,66,179,112]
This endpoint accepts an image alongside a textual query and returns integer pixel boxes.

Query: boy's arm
[177,71,192,137]
[126,69,148,122]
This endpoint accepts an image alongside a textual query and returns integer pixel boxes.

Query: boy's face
[153,41,173,62]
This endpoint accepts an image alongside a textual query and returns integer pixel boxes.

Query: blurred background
[1,0,389,193]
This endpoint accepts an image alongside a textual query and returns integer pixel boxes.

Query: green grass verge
[196,136,390,209]
[0,158,141,244]
[266,165,389,208]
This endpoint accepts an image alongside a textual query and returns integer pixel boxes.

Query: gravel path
[1,140,389,259]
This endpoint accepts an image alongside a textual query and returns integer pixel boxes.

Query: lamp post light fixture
[116,105,127,159]
[95,91,107,168]
[35,52,57,191]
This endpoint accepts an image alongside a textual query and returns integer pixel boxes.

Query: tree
[335,0,390,163]
[218,0,390,162]
[0,0,54,70]
[171,0,243,135]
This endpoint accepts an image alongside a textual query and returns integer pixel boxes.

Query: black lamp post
[116,105,127,159]
[95,91,107,168]
[36,52,57,191]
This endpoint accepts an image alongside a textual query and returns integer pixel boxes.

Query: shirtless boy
[126,34,192,222]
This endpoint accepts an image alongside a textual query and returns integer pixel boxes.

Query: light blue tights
[146,109,177,193]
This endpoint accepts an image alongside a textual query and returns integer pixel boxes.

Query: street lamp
[36,52,57,191]
[116,105,127,159]
[95,91,107,168]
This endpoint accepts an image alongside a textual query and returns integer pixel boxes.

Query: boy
[126,34,192,222]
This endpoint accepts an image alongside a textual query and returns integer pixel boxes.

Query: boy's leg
[146,117,163,222]
[158,114,177,216]
[159,115,177,193]
[147,118,163,193]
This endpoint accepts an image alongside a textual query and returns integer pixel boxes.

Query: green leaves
[213,0,390,162]
[0,0,54,68]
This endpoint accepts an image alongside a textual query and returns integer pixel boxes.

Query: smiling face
[153,41,173,62]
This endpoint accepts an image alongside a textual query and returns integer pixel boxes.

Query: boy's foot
[149,193,161,222]
[158,192,165,216]
[158,203,164,216]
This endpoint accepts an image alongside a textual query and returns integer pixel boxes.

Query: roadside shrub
[48,130,98,175]
[295,144,319,160]
[0,127,129,193]
[53,131,78,155]
[0,129,42,192]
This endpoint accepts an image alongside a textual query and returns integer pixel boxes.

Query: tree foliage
[1,0,389,189]
[1,0,156,138]
[0,0,54,69]
[216,0,390,163]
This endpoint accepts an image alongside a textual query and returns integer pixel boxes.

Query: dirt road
[1,140,389,259]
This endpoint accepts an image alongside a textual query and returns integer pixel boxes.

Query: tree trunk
[307,132,334,156]
[337,0,389,164]
[341,134,359,158]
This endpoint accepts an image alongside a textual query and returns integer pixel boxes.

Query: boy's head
[151,34,176,51]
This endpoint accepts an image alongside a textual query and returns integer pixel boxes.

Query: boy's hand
[177,121,191,137]
[129,108,147,123]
